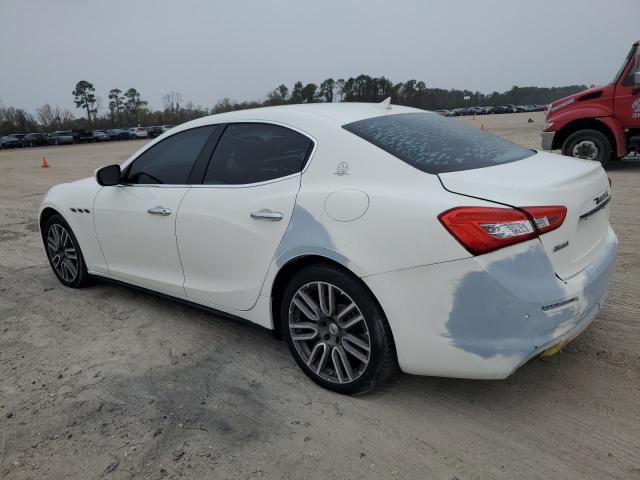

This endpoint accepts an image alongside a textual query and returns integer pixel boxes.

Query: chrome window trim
[119,119,318,189]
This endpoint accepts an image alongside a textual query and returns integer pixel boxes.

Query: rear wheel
[281,264,396,395]
[562,129,612,167]
[43,214,90,288]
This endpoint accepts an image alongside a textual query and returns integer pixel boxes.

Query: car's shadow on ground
[91,277,589,413]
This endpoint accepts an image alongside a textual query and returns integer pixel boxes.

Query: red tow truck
[542,41,640,167]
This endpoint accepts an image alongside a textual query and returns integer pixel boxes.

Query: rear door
[177,122,314,311]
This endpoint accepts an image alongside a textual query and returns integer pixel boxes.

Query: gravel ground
[0,112,639,479]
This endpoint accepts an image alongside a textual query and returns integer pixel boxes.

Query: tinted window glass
[621,46,639,87]
[125,126,216,184]
[343,112,534,174]
[204,123,312,185]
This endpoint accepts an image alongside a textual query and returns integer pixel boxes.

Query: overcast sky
[1,0,638,114]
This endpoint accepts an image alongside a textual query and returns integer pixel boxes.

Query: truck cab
[542,41,640,167]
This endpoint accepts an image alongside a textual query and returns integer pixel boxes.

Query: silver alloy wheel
[46,223,79,283]
[572,140,599,160]
[288,281,371,384]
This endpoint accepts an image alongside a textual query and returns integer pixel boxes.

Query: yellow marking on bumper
[541,340,570,357]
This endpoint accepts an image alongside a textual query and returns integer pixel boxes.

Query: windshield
[343,112,534,174]
[613,44,638,83]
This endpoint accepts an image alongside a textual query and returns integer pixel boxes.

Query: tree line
[0,76,587,135]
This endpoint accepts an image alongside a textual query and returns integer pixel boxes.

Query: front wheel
[43,214,90,288]
[562,129,612,167]
[281,264,397,394]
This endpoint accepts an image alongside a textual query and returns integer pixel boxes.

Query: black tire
[43,214,90,288]
[562,129,612,168]
[280,264,397,395]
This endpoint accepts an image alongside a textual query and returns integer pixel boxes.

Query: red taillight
[608,176,612,189]
[522,206,567,234]
[439,206,567,255]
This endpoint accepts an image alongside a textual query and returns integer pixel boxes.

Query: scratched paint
[274,205,350,269]
[445,237,616,359]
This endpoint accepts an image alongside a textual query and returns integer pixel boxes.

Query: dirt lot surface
[1,112,639,479]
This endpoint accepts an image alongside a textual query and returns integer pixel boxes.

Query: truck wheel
[562,129,612,167]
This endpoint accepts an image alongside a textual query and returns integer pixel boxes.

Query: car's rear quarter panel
[266,126,474,279]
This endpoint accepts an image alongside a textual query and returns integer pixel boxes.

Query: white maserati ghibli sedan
[39,102,617,394]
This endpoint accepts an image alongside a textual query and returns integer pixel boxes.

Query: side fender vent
[576,90,603,102]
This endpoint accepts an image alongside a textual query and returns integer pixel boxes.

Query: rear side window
[124,126,216,184]
[343,112,533,174]
[204,123,312,185]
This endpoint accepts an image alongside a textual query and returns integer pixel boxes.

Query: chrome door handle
[250,209,283,221]
[147,206,172,216]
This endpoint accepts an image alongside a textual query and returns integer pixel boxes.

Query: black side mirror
[96,164,121,186]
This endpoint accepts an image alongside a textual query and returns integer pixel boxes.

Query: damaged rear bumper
[363,226,618,379]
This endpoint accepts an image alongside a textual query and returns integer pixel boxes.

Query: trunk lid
[438,151,611,279]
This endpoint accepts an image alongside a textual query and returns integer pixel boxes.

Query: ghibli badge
[594,191,609,205]
[553,240,569,252]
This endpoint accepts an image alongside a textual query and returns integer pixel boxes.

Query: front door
[177,122,314,311]
[614,44,640,129]
[94,186,189,296]
[93,125,218,296]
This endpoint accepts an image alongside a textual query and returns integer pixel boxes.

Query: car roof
[172,102,428,137]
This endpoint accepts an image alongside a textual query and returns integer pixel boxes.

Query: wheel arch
[269,254,394,347]
[39,207,63,238]
[552,118,621,157]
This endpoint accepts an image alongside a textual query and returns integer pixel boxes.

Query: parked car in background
[488,105,513,114]
[161,125,175,132]
[23,133,48,147]
[146,126,163,138]
[9,133,27,146]
[468,106,486,115]
[47,131,75,145]
[108,129,131,141]
[92,130,111,142]
[444,105,546,116]
[70,129,93,143]
[128,127,149,139]
[0,136,21,149]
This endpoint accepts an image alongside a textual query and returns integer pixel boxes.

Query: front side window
[343,112,534,174]
[203,123,312,185]
[124,126,216,185]
[621,45,639,87]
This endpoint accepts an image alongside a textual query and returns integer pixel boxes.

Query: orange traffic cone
[41,156,49,168]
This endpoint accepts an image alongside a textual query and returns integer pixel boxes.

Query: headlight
[543,122,554,131]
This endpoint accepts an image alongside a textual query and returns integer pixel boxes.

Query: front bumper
[363,226,618,379]
[541,130,555,150]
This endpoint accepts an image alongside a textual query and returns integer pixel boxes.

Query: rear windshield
[343,112,534,174]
